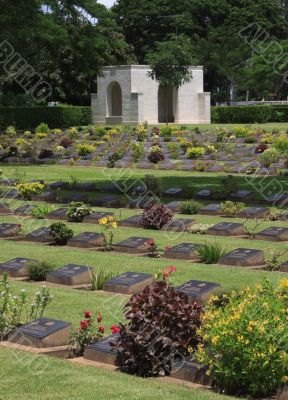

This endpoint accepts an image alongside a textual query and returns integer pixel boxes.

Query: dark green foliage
[50,222,74,246]
[0,107,91,130]
[197,242,227,264]
[27,261,54,281]
[212,105,288,123]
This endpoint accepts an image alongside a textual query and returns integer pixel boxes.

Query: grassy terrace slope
[0,347,235,400]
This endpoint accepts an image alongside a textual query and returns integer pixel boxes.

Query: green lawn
[0,164,287,201]
[0,347,235,400]
[0,163,287,400]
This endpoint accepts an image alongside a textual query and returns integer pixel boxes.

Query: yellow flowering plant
[99,216,117,250]
[197,279,288,397]
[16,182,45,200]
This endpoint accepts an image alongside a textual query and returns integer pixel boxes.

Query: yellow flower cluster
[99,216,117,229]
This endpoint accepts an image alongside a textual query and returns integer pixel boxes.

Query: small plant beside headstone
[50,222,74,246]
[66,201,92,222]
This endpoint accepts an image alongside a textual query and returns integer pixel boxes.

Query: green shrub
[66,202,92,222]
[6,125,17,136]
[160,126,173,141]
[180,200,201,215]
[220,201,245,217]
[31,204,54,219]
[273,133,288,154]
[186,146,205,159]
[27,261,54,281]
[211,105,273,123]
[50,222,74,245]
[0,273,53,339]
[16,182,45,200]
[232,126,251,138]
[259,148,280,167]
[197,279,288,397]
[77,143,95,156]
[131,142,144,163]
[167,142,180,159]
[35,122,50,134]
[197,242,226,263]
[0,106,91,130]
[143,174,163,197]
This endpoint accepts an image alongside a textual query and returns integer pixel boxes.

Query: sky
[98,0,115,8]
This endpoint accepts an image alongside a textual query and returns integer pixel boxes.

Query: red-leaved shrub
[113,274,203,377]
[141,203,173,230]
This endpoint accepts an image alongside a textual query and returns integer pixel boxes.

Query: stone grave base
[0,340,69,358]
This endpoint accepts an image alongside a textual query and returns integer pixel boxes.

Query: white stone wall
[91,65,211,125]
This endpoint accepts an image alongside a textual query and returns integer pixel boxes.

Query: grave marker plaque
[0,203,11,215]
[162,219,195,232]
[9,318,71,348]
[67,232,104,248]
[91,195,121,207]
[176,280,221,303]
[114,236,154,254]
[195,190,212,200]
[104,271,154,294]
[73,182,96,192]
[14,204,35,216]
[238,207,270,219]
[166,201,183,212]
[198,204,222,216]
[25,227,52,243]
[48,181,69,190]
[83,212,114,224]
[280,262,288,273]
[119,215,143,228]
[47,208,67,221]
[164,243,201,261]
[0,257,37,277]
[0,223,21,238]
[219,248,265,267]
[229,190,253,201]
[255,227,288,242]
[84,334,118,365]
[163,188,184,197]
[207,222,245,236]
[47,264,92,286]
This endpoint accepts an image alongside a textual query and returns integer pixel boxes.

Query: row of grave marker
[0,257,223,298]
[1,214,288,244]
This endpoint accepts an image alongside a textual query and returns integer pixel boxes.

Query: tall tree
[146,35,195,123]
[0,0,134,105]
[113,0,288,102]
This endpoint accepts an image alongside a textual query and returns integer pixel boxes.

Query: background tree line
[1,0,288,106]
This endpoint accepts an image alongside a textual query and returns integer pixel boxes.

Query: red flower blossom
[80,320,89,330]
[148,239,155,247]
[84,310,92,319]
[98,325,105,333]
[110,325,120,334]
[169,265,177,273]
[162,269,170,279]
[97,313,103,323]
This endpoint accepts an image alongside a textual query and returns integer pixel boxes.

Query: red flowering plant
[113,266,203,377]
[69,311,105,357]
[147,239,163,258]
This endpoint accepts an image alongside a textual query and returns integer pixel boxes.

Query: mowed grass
[0,164,287,201]
[0,163,287,400]
[0,347,235,400]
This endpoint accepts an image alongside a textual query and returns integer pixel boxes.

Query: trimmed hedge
[0,106,91,130]
[211,105,288,124]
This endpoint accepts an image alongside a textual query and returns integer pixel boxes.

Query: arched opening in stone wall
[107,81,122,117]
[158,86,176,123]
